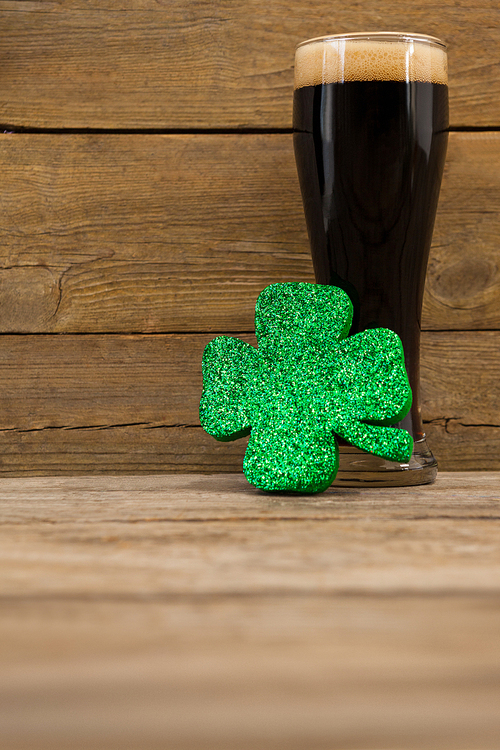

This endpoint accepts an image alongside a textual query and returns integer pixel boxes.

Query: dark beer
[293,34,448,471]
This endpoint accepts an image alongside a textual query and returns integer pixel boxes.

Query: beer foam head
[294,33,448,88]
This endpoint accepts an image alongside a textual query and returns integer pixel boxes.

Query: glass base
[333,436,438,487]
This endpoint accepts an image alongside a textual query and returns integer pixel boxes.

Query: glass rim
[296,32,447,51]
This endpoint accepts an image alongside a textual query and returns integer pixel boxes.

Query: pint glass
[293,32,448,485]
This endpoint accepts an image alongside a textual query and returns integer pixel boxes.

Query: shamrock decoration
[200,283,413,494]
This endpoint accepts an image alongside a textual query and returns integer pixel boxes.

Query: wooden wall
[0,0,499,475]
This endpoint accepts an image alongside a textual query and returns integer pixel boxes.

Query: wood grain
[0,0,499,129]
[0,133,311,333]
[424,421,500,471]
[0,425,248,476]
[2,331,498,428]
[0,473,499,749]
[1,471,499,521]
[427,132,500,330]
[1,473,500,596]
[1,596,499,750]
[0,330,497,474]
[0,132,499,333]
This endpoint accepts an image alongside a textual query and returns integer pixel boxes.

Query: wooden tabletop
[1,471,499,750]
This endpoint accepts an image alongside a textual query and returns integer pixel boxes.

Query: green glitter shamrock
[200,283,413,494]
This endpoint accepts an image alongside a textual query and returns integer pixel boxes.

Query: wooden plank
[1,472,500,595]
[0,333,253,431]
[3,419,499,474]
[0,133,313,333]
[420,331,500,426]
[1,471,499,521]
[1,596,499,749]
[0,425,248,476]
[0,473,499,749]
[0,132,499,333]
[0,331,497,429]
[2,476,500,597]
[0,0,499,129]
[426,132,500,330]
[0,330,498,474]
[424,421,500,471]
